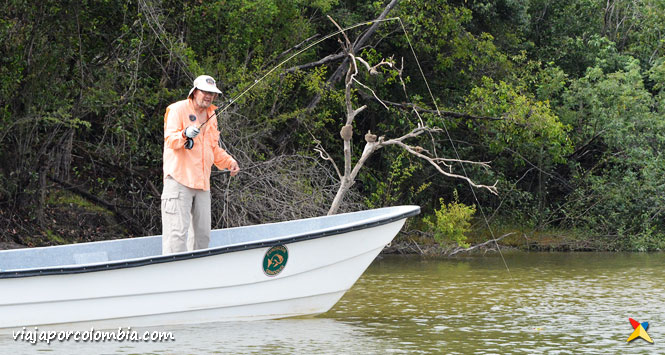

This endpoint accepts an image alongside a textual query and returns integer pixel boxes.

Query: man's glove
[184,126,200,138]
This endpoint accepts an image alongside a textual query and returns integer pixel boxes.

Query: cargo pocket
[161,191,180,214]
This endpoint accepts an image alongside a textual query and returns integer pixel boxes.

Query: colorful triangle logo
[627,318,653,344]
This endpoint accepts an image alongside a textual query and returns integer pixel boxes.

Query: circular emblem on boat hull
[263,245,288,276]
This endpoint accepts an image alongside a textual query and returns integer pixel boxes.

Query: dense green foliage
[1,0,664,251]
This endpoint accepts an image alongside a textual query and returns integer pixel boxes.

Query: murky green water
[3,252,663,354]
[328,253,665,354]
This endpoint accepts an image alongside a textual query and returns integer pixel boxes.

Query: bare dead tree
[321,16,498,215]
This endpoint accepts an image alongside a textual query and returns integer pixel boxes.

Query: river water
[2,252,663,354]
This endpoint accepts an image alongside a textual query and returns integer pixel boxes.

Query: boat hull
[0,206,419,329]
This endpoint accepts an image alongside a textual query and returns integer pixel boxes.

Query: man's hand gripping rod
[184,99,234,149]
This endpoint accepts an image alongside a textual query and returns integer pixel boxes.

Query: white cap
[188,75,222,97]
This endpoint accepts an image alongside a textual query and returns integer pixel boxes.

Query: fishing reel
[184,138,194,149]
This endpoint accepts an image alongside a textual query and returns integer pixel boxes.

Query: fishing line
[196,15,519,288]
[394,18,518,285]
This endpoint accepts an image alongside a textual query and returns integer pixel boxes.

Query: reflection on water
[2,252,664,354]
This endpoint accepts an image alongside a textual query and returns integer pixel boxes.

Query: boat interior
[0,206,417,272]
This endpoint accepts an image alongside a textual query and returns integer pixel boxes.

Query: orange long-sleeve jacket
[163,99,236,191]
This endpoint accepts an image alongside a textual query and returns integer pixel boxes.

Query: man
[161,74,240,254]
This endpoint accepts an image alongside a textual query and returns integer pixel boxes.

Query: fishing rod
[183,17,401,149]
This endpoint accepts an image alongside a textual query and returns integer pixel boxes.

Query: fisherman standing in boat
[161,75,240,254]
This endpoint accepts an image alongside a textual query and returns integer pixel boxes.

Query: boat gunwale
[0,206,420,279]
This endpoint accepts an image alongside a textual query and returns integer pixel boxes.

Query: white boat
[0,205,419,329]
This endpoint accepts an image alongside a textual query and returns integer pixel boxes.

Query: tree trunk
[328,178,352,215]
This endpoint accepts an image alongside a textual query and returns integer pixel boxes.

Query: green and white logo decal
[263,245,288,276]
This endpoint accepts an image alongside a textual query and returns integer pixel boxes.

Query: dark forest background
[2,0,665,251]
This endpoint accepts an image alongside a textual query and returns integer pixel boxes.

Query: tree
[558,59,665,250]
[316,16,497,215]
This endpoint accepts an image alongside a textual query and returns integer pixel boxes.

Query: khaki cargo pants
[161,176,211,254]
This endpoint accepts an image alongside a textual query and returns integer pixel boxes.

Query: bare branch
[283,52,346,73]
[353,78,389,110]
[313,141,342,180]
[354,0,400,51]
[354,56,394,75]
[382,139,498,195]
[447,232,515,256]
[327,15,352,50]
[328,0,400,84]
